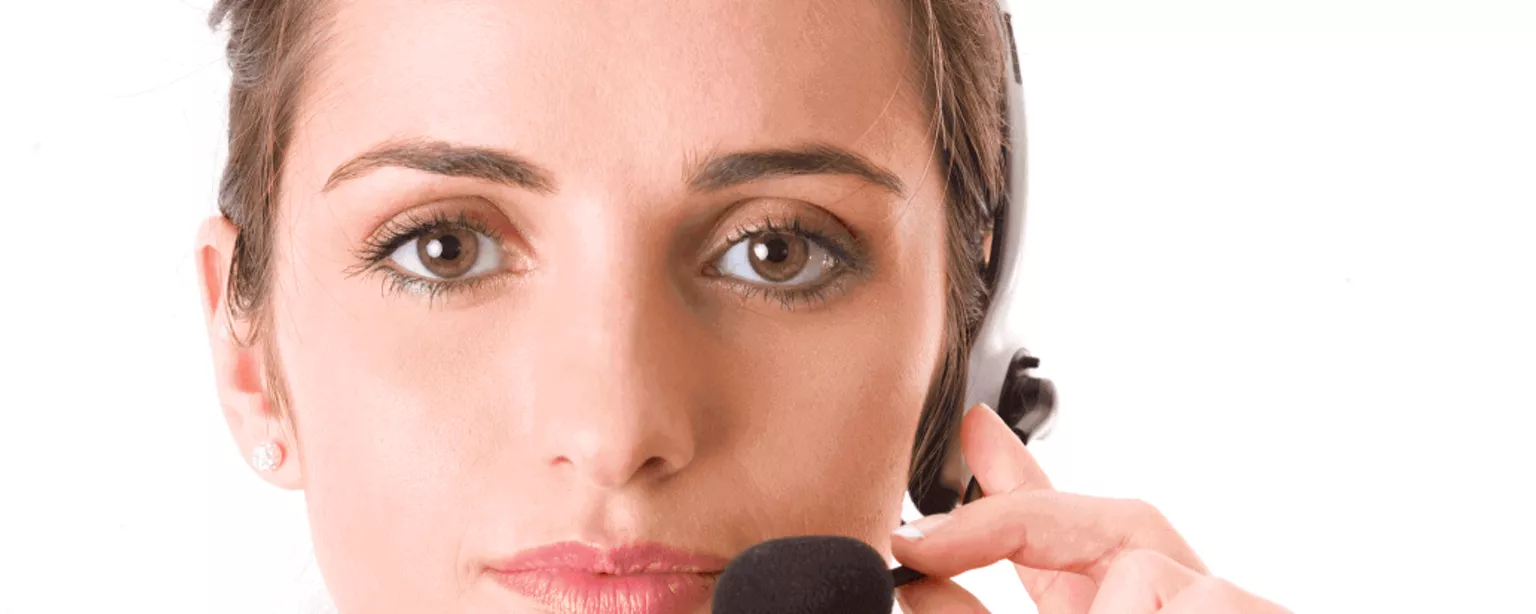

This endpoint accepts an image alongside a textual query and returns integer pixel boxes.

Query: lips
[487,541,729,614]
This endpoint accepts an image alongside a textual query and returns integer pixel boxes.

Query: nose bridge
[530,215,698,490]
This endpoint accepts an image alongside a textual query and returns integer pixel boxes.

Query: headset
[910,1,1059,517]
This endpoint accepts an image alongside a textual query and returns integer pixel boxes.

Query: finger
[1085,549,1202,614]
[1015,568,1098,614]
[895,576,991,614]
[1159,577,1294,614]
[958,403,1100,611]
[892,490,1207,581]
[961,403,1053,495]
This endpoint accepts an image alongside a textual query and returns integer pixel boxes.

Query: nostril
[639,456,667,474]
[550,448,687,488]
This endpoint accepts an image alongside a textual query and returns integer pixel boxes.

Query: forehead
[292,0,932,195]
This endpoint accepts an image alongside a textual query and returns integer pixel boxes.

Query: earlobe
[194,215,304,490]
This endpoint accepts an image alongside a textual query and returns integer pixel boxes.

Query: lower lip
[491,568,718,614]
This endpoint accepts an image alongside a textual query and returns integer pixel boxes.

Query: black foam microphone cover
[713,535,894,614]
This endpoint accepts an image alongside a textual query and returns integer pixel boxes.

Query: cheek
[263,223,515,605]
[712,224,950,540]
[713,315,935,530]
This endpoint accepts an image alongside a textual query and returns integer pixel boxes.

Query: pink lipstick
[487,541,728,614]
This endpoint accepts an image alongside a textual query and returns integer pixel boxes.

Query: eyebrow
[322,139,906,197]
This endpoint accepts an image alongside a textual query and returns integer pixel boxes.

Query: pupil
[755,237,790,263]
[432,235,462,261]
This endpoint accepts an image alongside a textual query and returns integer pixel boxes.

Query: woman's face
[240,0,949,611]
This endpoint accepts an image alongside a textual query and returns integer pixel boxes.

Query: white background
[2,1,1533,612]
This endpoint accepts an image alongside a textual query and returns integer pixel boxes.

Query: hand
[891,403,1290,614]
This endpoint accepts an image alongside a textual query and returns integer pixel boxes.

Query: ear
[980,229,994,269]
[195,215,303,490]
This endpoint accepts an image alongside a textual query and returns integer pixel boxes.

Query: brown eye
[416,227,478,278]
[716,230,838,287]
[748,233,810,282]
[388,225,502,280]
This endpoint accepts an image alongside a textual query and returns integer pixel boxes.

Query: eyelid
[354,198,522,259]
[385,228,505,281]
[344,199,533,294]
[716,217,859,277]
[703,201,865,269]
[699,209,871,318]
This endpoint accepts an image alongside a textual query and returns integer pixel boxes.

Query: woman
[193,0,1289,612]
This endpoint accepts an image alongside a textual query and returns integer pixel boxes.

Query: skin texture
[891,404,1292,614]
[197,0,949,611]
[197,1,1292,612]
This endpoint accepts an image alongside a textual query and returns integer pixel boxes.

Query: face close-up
[199,0,958,612]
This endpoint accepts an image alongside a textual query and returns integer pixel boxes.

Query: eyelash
[710,215,865,312]
[349,210,866,311]
[348,210,510,304]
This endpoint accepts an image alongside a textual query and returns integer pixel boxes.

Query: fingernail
[892,513,951,541]
[962,402,993,417]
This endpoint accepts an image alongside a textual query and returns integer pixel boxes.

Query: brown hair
[209,0,1012,508]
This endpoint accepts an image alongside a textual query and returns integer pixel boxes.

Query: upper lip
[487,541,730,575]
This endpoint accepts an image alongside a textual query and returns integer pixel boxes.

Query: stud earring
[251,441,284,472]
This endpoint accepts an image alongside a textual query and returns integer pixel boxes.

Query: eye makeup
[347,197,873,312]
[704,212,870,312]
[346,205,527,304]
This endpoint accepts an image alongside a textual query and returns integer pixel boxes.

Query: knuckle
[1106,548,1174,581]
[1119,498,1170,527]
[1107,497,1205,574]
[1118,497,1161,521]
[1184,577,1246,607]
[1120,548,1173,572]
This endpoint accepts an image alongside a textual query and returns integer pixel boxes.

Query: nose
[529,242,702,490]
[549,392,696,490]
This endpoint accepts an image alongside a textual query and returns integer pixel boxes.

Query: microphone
[713,535,925,614]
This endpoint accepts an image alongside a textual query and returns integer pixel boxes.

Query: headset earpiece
[908,0,1058,516]
[996,349,1057,444]
[958,349,1056,505]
